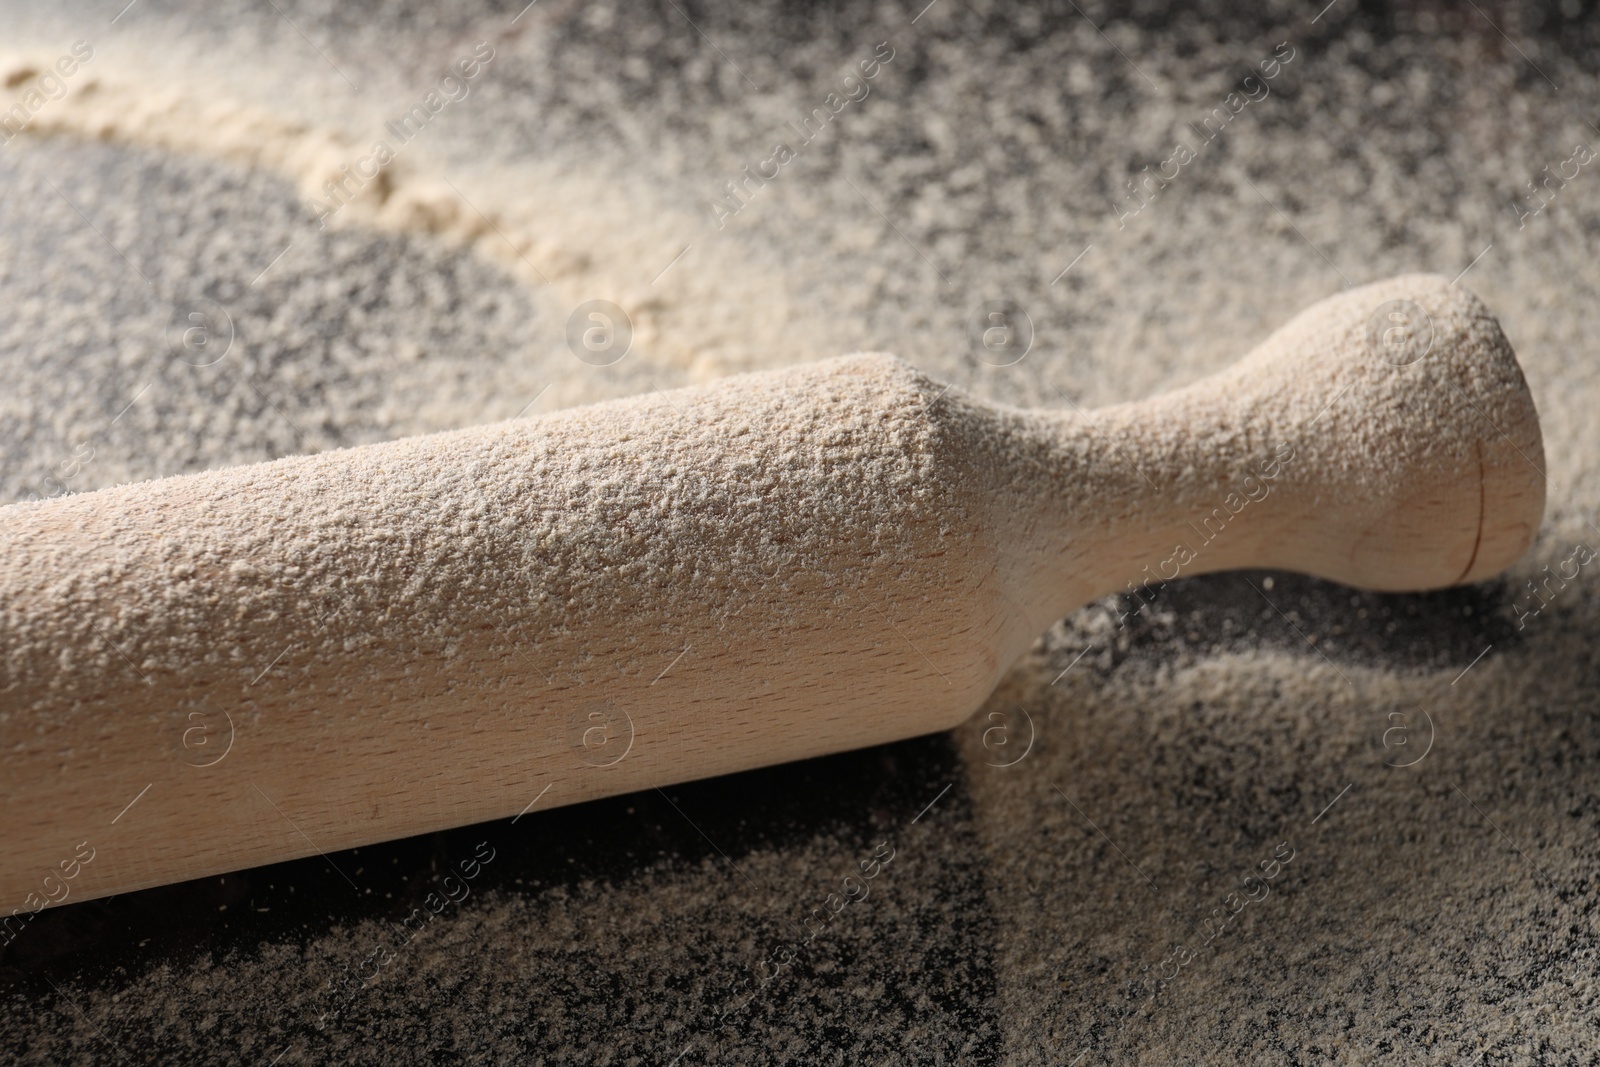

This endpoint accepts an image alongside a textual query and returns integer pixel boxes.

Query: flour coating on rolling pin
[0,275,1539,730]
[1100,276,1533,497]
[0,354,1012,731]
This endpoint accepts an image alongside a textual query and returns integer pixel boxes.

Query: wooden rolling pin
[0,274,1544,912]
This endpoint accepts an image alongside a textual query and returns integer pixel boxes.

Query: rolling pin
[0,274,1544,911]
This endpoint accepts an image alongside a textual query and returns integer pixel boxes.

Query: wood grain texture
[0,274,1544,911]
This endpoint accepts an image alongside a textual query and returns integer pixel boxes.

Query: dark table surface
[4,1,1600,1062]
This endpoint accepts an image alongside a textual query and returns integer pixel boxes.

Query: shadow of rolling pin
[0,273,1543,909]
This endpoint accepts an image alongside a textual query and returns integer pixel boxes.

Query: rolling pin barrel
[0,274,1544,909]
